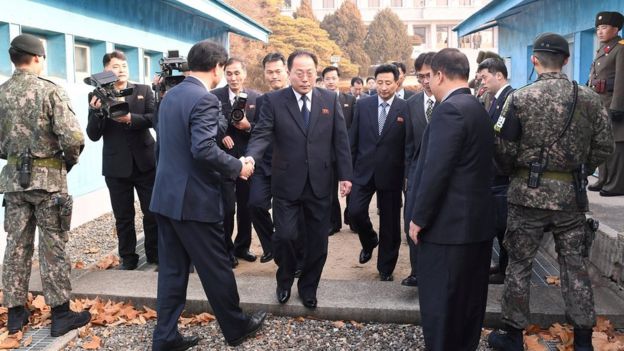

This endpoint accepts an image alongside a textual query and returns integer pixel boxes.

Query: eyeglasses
[416,73,431,81]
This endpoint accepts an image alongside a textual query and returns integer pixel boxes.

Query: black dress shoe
[401,275,418,287]
[588,183,603,192]
[160,335,201,351]
[119,261,138,270]
[489,273,506,285]
[489,264,501,275]
[359,249,373,264]
[260,252,273,263]
[236,251,257,262]
[380,273,393,281]
[600,190,624,197]
[276,288,291,304]
[227,311,267,347]
[301,296,317,309]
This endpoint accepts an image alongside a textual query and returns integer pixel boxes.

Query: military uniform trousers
[502,204,596,329]
[597,142,624,194]
[2,190,71,308]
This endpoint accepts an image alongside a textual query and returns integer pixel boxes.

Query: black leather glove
[66,162,75,173]
[610,110,624,122]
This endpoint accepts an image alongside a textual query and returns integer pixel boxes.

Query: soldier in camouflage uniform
[488,33,614,351]
[0,34,90,337]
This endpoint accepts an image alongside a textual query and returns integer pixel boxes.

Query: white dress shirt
[423,92,436,116]
[293,88,313,111]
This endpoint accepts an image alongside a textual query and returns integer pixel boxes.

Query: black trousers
[105,165,158,264]
[152,214,249,349]
[493,184,509,272]
[223,178,252,256]
[349,178,402,275]
[248,172,273,254]
[273,180,330,298]
[418,240,492,351]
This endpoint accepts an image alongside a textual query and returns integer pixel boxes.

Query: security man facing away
[588,11,624,196]
[0,34,90,337]
[487,33,614,351]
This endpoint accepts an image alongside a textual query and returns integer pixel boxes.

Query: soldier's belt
[6,156,63,169]
[515,168,573,182]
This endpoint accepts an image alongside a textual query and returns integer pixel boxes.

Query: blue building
[454,0,623,86]
[0,0,269,220]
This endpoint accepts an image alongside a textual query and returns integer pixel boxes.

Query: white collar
[378,95,395,107]
[188,75,211,92]
[292,88,313,105]
[494,84,510,99]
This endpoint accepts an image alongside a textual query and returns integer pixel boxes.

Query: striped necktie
[378,102,389,135]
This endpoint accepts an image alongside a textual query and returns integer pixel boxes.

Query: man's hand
[113,113,131,125]
[339,180,352,197]
[89,95,102,109]
[239,157,254,180]
[222,136,235,149]
[233,116,251,131]
[409,221,422,244]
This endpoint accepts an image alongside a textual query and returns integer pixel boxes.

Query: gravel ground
[64,315,494,351]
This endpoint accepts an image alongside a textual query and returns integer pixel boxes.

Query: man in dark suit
[407,48,495,351]
[402,51,437,287]
[246,51,353,309]
[150,40,265,350]
[349,64,408,281]
[211,58,261,265]
[322,66,356,235]
[366,76,377,96]
[248,52,289,263]
[477,57,514,285]
[349,76,368,100]
[87,50,158,270]
[392,61,415,100]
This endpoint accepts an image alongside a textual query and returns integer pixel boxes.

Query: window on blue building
[74,43,90,83]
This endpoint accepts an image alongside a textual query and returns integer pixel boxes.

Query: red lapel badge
[322,108,330,115]
[397,116,404,123]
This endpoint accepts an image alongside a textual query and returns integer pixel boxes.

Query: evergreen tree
[293,0,316,21]
[364,8,413,65]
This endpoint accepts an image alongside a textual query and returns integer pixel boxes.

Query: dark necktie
[425,98,434,123]
[301,95,310,128]
[488,96,498,118]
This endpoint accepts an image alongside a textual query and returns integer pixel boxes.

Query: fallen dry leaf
[96,255,120,270]
[526,324,542,335]
[74,261,86,269]
[350,320,363,329]
[545,275,561,287]
[525,334,548,351]
[31,295,47,310]
[83,247,100,254]
[82,335,101,350]
[142,306,157,320]
[595,316,615,334]
[332,321,345,329]
[294,316,305,323]
[0,337,19,349]
[22,335,32,347]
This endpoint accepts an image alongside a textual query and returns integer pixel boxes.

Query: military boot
[573,328,594,351]
[8,306,30,334]
[487,326,523,351]
[50,302,91,337]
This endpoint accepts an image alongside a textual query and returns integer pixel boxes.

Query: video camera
[84,71,133,119]
[231,92,248,123]
[153,50,189,102]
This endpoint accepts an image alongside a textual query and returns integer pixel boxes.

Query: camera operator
[211,58,260,266]
[86,50,158,270]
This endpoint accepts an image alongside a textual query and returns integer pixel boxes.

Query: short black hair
[225,57,246,70]
[9,47,34,66]
[431,48,470,81]
[391,61,407,74]
[366,76,375,83]
[533,51,566,70]
[414,52,436,72]
[187,40,228,72]
[103,50,127,67]
[322,66,340,78]
[262,52,286,68]
[374,64,399,81]
[477,58,508,79]
[315,77,323,83]
[351,77,364,86]
[287,50,318,70]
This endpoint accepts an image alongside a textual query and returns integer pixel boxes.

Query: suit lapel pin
[137,95,144,100]
[322,108,330,115]
[249,105,255,109]
[343,104,349,107]
[397,117,404,123]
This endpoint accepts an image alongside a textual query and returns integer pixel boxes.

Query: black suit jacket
[350,95,408,191]
[252,94,272,176]
[404,92,430,184]
[247,87,353,201]
[211,86,260,158]
[410,88,495,245]
[398,89,415,100]
[489,85,514,123]
[150,76,242,222]
[87,82,156,178]
[339,92,356,129]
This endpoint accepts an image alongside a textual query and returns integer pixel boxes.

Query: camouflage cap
[596,11,624,29]
[533,33,569,57]
[10,33,45,57]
